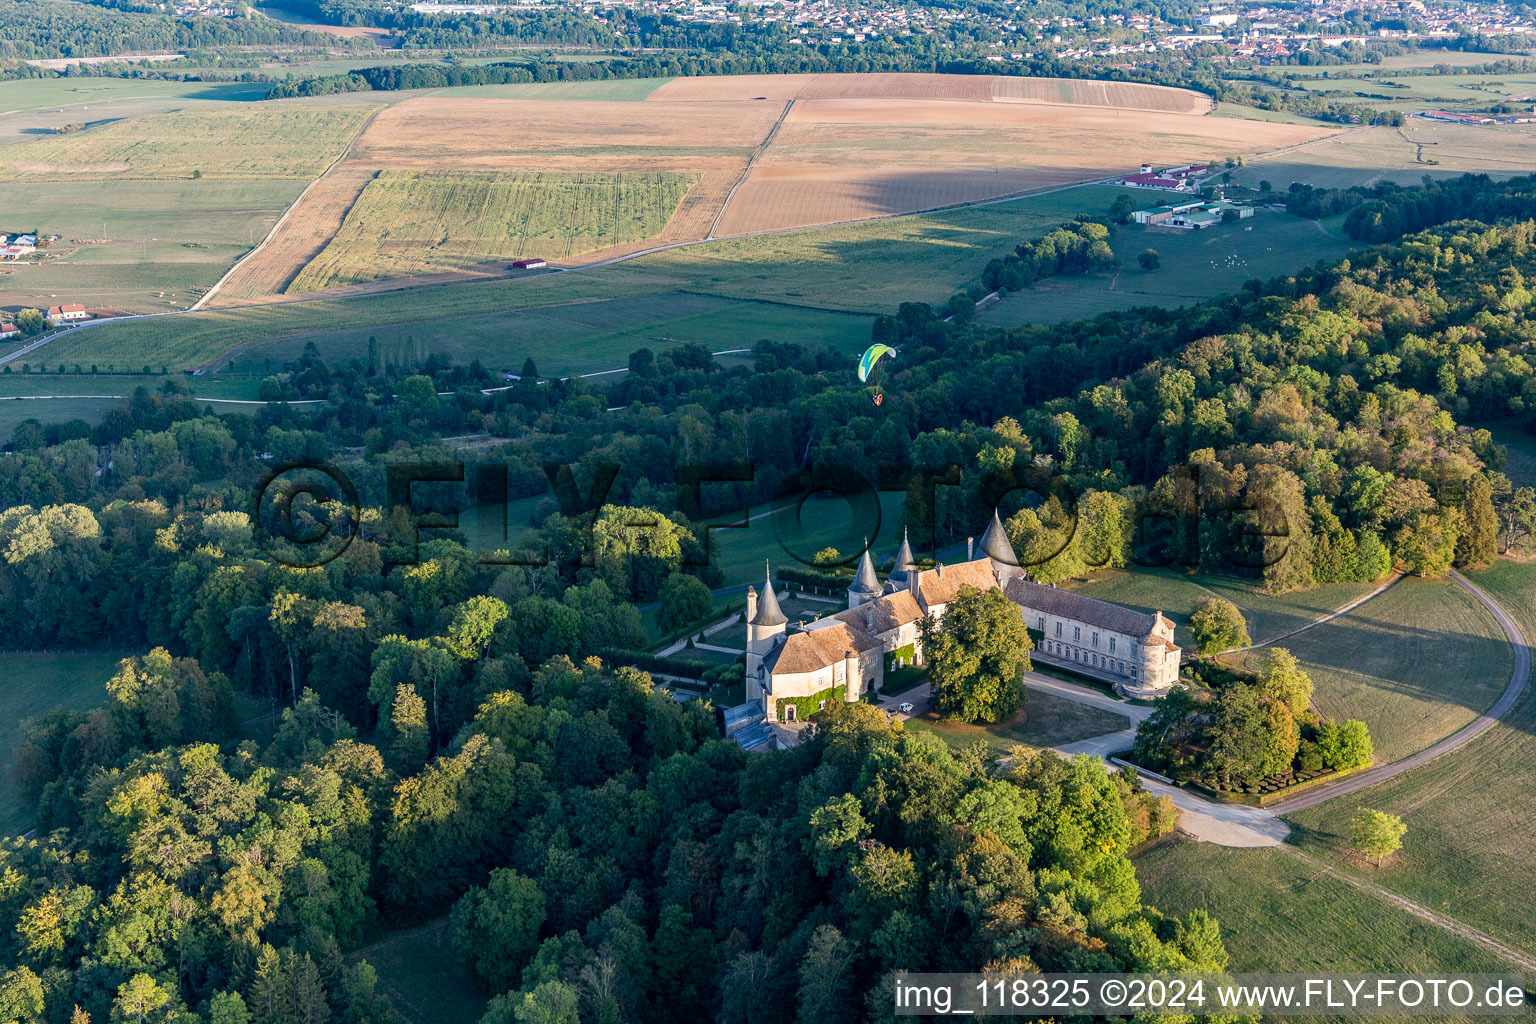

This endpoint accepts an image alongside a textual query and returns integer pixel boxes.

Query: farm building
[1141,201,1256,230]
[1,245,35,260]
[1133,201,1203,225]
[47,304,90,321]
[0,323,20,338]
[1422,110,1495,124]
[1117,171,1192,191]
[512,257,548,270]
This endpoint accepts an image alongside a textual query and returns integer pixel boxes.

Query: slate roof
[750,574,787,627]
[1004,577,1162,638]
[851,548,881,595]
[764,622,881,675]
[976,509,1019,568]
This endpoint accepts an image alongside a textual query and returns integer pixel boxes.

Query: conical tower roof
[892,528,916,574]
[751,565,787,626]
[977,509,1018,568]
[851,545,881,595]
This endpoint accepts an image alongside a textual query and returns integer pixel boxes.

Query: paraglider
[858,344,896,405]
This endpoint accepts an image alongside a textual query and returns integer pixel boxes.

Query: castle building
[727,517,1181,746]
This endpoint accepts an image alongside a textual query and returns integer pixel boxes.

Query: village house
[47,304,90,321]
[727,515,1182,748]
[0,323,20,339]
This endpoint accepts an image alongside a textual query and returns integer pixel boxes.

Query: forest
[0,0,353,61]
[5,170,1536,1022]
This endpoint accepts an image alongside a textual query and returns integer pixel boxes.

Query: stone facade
[731,517,1182,747]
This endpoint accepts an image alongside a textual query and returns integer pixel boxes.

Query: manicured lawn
[1230,577,1510,762]
[0,649,127,836]
[1487,419,1536,487]
[1281,561,1536,964]
[347,918,487,1024]
[974,209,1355,326]
[706,490,910,591]
[1061,566,1380,653]
[1135,838,1523,989]
[902,688,1129,755]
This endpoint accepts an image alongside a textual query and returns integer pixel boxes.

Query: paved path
[988,570,1527,843]
[882,672,1290,846]
[1269,570,1530,813]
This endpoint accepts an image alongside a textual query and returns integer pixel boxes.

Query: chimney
[966,536,974,560]
[746,586,757,624]
[937,562,943,578]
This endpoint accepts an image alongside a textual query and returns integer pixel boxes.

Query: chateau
[726,512,1182,748]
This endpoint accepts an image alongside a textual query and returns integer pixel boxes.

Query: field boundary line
[192,106,384,311]
[6,118,1363,368]
[1270,569,1529,813]
[1277,845,1536,973]
[707,98,794,240]
[1222,572,1402,654]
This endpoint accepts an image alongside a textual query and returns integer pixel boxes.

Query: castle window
[1037,616,1045,630]
[1055,622,1062,637]
[1092,632,1099,648]
[1109,637,1117,653]
[1073,626,1081,642]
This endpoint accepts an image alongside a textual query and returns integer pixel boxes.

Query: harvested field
[290,170,699,289]
[648,72,1209,112]
[219,74,1331,293]
[209,164,378,303]
[0,104,376,180]
[712,98,1331,234]
[991,76,1211,112]
[1234,120,1536,190]
[350,96,778,168]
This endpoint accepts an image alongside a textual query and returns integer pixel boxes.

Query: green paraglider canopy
[858,344,896,382]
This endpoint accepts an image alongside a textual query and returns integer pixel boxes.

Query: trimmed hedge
[778,566,852,590]
[597,649,717,680]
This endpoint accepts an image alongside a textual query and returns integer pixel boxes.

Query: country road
[900,568,1529,845]
[1269,570,1530,812]
[0,121,1366,370]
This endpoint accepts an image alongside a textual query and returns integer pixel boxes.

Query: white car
[897,702,914,714]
